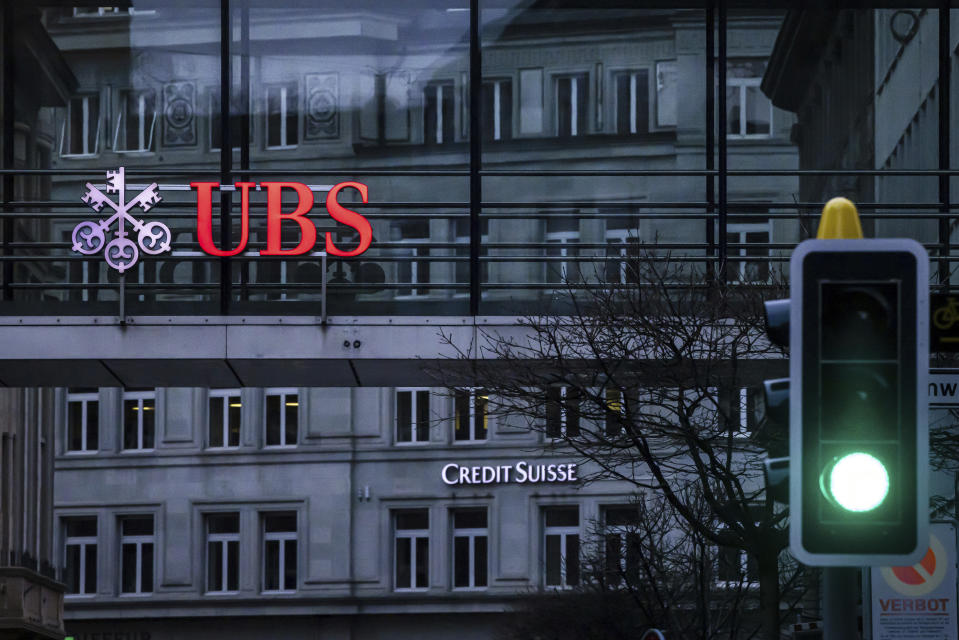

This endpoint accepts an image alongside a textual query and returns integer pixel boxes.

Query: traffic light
[790,238,928,566]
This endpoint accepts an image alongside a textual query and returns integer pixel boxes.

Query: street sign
[929,372,959,406]
[870,522,958,640]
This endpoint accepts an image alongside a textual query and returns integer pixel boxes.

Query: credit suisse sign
[72,167,372,273]
[442,461,578,485]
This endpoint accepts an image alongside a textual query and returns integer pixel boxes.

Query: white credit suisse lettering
[441,461,577,485]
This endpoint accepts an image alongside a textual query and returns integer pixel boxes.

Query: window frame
[612,68,651,135]
[451,508,489,591]
[264,82,299,150]
[205,513,240,595]
[602,505,642,587]
[262,512,298,594]
[453,387,488,443]
[726,74,773,139]
[208,389,242,450]
[121,390,156,452]
[543,506,580,589]
[264,387,298,448]
[60,93,101,158]
[482,77,513,142]
[423,80,457,145]
[553,72,589,137]
[727,220,773,284]
[393,510,430,592]
[208,86,246,152]
[63,516,98,597]
[118,515,155,596]
[113,87,158,153]
[395,387,431,445]
[546,386,581,440]
[66,390,98,454]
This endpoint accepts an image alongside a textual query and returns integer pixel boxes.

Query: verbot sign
[871,522,959,639]
[72,167,372,273]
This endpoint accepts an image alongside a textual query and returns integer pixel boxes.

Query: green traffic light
[825,452,889,512]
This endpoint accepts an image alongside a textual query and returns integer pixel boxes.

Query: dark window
[482,79,512,141]
[395,509,429,590]
[120,516,154,594]
[615,70,649,134]
[452,509,488,589]
[64,517,97,595]
[266,82,299,148]
[122,392,155,450]
[603,506,641,586]
[544,506,579,587]
[263,512,297,592]
[209,391,241,448]
[62,94,100,156]
[207,513,240,593]
[546,387,581,438]
[424,81,455,145]
[396,389,430,443]
[67,391,98,453]
[556,74,588,137]
[115,89,157,151]
[266,389,297,447]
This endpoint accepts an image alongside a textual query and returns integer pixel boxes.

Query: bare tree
[440,256,802,640]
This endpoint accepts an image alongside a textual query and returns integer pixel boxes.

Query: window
[605,388,625,436]
[544,506,579,588]
[394,510,429,591]
[728,221,771,283]
[555,74,588,137]
[605,228,642,285]
[67,390,98,453]
[122,391,155,451]
[452,509,488,589]
[727,60,772,137]
[263,512,297,593]
[209,390,241,449]
[265,388,298,447]
[114,89,157,152]
[736,387,758,436]
[396,388,430,443]
[393,221,430,299]
[603,506,641,587]
[119,516,154,595]
[454,388,487,442]
[266,82,298,148]
[614,70,649,135]
[482,79,512,141]
[546,386,581,438]
[64,517,97,595]
[60,95,100,157]
[716,543,759,588]
[424,81,455,145]
[546,228,578,285]
[210,87,246,151]
[206,513,239,593]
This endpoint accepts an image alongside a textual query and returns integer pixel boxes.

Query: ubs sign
[72,167,372,273]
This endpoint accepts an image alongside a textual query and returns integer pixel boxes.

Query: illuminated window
[544,506,579,588]
[452,509,488,589]
[206,513,239,593]
[64,517,97,595]
[265,388,298,447]
[67,390,98,453]
[119,516,154,595]
[394,510,429,591]
[263,512,297,593]
[396,388,430,444]
[209,390,241,449]
[454,388,487,442]
[122,391,155,451]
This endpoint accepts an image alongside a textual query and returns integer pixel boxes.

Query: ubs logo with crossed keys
[71,167,172,273]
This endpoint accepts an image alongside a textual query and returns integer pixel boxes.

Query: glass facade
[13,2,953,318]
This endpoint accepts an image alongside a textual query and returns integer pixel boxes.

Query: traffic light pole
[822,567,858,639]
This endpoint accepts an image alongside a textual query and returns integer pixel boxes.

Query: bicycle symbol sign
[931,294,959,352]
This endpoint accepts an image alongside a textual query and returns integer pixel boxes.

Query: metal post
[822,567,859,639]
[705,3,715,285]
[321,253,327,324]
[717,0,728,285]
[468,0,481,315]
[118,274,126,325]
[939,2,951,286]
[219,0,232,314]
[2,2,14,302]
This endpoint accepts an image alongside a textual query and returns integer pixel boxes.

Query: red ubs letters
[191,181,373,257]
